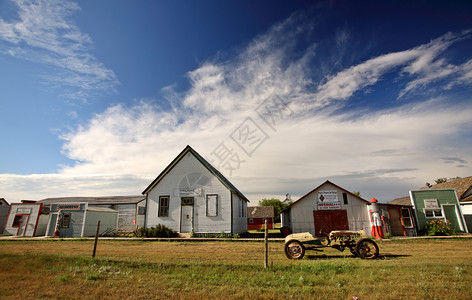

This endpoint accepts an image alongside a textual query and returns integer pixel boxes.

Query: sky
[1,0,472,204]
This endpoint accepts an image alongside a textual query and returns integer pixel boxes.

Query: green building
[409,189,468,233]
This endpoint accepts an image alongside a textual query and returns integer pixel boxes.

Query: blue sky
[1,0,471,203]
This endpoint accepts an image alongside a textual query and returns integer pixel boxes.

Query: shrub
[425,218,457,236]
[137,224,178,238]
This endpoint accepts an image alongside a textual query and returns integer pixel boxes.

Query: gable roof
[248,206,275,218]
[142,145,249,202]
[283,180,369,212]
[420,176,472,203]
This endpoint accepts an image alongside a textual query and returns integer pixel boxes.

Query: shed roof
[248,206,275,218]
[142,145,249,202]
[389,196,412,206]
[37,195,145,206]
[283,180,369,212]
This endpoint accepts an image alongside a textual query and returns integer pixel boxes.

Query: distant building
[248,206,275,230]
[0,198,9,233]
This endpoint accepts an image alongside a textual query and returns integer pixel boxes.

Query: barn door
[313,210,349,236]
[180,204,194,233]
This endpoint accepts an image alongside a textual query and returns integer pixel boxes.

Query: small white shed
[143,145,249,235]
[45,202,119,237]
[281,180,371,236]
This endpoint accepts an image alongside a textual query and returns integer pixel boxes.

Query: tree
[434,177,461,184]
[259,198,292,223]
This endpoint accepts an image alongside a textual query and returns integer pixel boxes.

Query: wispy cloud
[0,0,119,100]
[315,29,472,103]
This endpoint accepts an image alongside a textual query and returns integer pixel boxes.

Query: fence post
[264,219,268,268]
[92,221,100,258]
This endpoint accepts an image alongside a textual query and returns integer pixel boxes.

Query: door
[388,207,405,236]
[313,210,349,236]
[443,205,462,232]
[17,214,29,236]
[181,205,194,233]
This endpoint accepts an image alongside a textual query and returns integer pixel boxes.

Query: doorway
[180,197,194,233]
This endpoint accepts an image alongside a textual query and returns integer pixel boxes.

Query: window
[158,196,169,217]
[61,213,71,228]
[343,193,348,205]
[424,208,442,218]
[181,197,194,205]
[12,215,22,227]
[206,194,218,217]
[138,206,146,215]
[401,208,413,228]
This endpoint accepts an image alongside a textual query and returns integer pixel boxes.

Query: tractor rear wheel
[355,239,379,259]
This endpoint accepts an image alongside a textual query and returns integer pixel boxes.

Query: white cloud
[1,12,472,204]
[0,0,119,99]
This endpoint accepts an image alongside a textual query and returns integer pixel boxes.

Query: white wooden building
[143,145,249,235]
[2,203,45,237]
[281,180,371,236]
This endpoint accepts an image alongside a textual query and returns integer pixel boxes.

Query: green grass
[0,238,471,299]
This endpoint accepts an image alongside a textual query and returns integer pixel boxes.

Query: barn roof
[283,180,369,212]
[142,145,249,202]
[248,206,275,218]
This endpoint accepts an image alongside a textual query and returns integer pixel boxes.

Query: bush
[425,219,457,236]
[137,224,178,238]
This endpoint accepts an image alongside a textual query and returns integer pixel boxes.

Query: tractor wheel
[284,240,305,259]
[355,239,379,259]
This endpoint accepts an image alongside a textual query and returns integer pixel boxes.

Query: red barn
[248,206,275,230]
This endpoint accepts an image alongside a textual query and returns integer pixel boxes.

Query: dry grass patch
[0,238,471,299]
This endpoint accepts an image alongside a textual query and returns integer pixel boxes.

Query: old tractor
[284,230,379,260]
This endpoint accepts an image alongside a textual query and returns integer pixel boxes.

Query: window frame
[424,208,443,219]
[61,213,71,228]
[12,215,23,227]
[158,196,170,217]
[206,194,218,217]
[400,208,414,228]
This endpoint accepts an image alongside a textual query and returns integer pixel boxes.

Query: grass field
[0,238,471,299]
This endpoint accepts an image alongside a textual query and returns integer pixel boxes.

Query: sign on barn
[318,190,341,210]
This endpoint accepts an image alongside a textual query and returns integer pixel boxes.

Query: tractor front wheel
[284,240,305,259]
